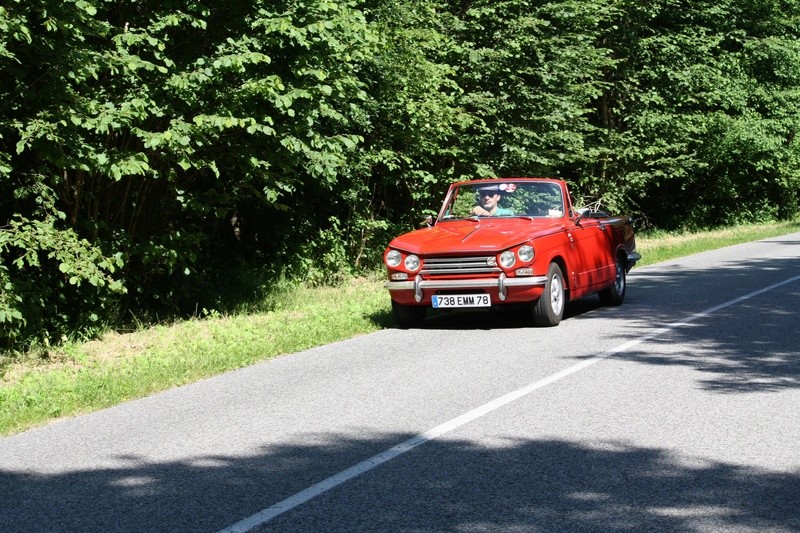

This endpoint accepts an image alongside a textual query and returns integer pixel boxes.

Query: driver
[472,185,514,216]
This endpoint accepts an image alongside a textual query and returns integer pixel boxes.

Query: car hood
[388,218,564,255]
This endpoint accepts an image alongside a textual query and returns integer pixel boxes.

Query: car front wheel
[392,300,426,329]
[533,262,566,327]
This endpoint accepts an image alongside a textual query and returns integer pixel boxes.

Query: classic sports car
[383,178,640,327]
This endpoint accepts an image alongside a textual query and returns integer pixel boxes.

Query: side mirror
[574,208,589,226]
[423,215,435,227]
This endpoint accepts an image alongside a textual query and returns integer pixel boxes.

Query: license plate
[432,294,491,308]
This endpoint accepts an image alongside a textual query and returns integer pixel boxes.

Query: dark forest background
[1,0,798,349]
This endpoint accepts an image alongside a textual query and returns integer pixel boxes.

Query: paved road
[2,233,799,532]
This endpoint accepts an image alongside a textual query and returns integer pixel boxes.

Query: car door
[565,215,615,292]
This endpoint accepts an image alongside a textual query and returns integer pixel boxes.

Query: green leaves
[446,0,617,178]
[1,0,799,349]
[0,213,127,347]
[599,0,800,226]
[0,215,125,290]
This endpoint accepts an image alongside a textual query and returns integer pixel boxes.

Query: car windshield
[439,181,564,220]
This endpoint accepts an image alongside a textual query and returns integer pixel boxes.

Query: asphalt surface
[1,233,799,532]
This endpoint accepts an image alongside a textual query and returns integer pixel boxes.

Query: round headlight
[404,254,421,271]
[518,245,534,262]
[386,250,402,268]
[499,251,516,268]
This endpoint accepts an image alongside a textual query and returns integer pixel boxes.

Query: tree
[592,0,800,226]
[442,0,615,186]
[0,0,380,346]
[2,0,799,350]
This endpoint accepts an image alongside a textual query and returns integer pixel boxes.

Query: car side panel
[532,229,589,299]
[562,218,613,294]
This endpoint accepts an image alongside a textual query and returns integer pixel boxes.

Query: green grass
[0,278,392,436]
[635,220,800,266]
[1,220,799,436]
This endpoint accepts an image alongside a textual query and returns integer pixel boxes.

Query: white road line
[218,273,800,533]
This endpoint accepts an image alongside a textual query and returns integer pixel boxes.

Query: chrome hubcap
[551,274,564,315]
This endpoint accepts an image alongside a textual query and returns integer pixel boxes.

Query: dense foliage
[2,0,799,349]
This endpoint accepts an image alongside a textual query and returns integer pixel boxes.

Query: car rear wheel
[599,253,626,306]
[392,300,426,328]
[533,262,565,327]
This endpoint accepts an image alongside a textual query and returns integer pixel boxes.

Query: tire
[392,300,426,328]
[533,262,566,327]
[598,253,626,306]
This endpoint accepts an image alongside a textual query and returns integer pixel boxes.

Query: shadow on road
[594,254,800,395]
[5,242,797,531]
[1,433,798,532]
[374,252,800,395]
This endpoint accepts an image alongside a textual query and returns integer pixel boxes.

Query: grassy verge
[0,278,392,436]
[635,220,800,266]
[2,221,799,436]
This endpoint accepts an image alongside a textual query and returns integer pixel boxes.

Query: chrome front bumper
[384,273,548,303]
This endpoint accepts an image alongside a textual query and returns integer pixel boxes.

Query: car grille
[420,256,501,276]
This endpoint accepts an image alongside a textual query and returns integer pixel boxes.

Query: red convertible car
[383,178,640,327]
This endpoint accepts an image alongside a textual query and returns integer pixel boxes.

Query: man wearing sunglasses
[472,185,514,216]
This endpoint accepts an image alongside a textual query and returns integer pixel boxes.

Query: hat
[477,183,516,194]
